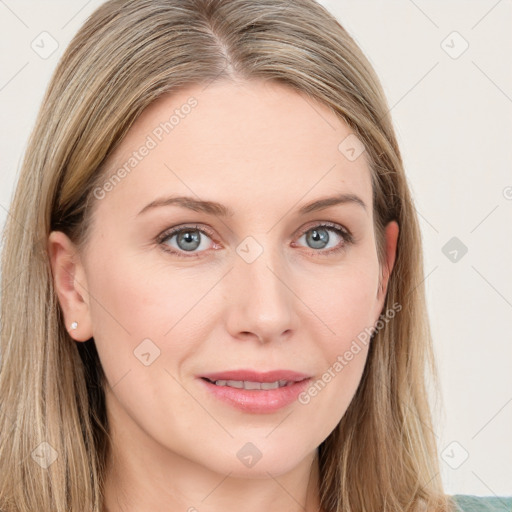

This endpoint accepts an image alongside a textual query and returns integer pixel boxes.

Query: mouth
[199,369,310,387]
[197,369,312,413]
[201,377,299,390]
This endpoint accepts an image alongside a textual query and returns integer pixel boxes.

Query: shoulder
[450,494,512,512]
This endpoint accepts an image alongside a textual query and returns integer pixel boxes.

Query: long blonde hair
[0,0,456,510]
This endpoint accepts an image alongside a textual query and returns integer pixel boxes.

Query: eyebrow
[137,192,367,217]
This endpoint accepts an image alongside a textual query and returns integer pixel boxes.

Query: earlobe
[48,231,93,342]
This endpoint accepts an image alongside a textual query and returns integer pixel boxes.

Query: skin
[49,79,398,512]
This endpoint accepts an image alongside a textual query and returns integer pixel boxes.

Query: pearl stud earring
[70,321,78,330]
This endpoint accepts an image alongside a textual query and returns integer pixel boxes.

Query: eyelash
[156,222,354,259]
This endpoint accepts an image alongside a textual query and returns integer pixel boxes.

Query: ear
[48,231,93,342]
[377,220,399,302]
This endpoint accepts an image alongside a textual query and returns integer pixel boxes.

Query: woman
[0,1,509,511]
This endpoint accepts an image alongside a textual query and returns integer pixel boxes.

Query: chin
[211,442,310,479]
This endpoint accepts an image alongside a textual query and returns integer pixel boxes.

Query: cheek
[295,260,380,427]
[84,252,198,425]
[84,250,168,382]
[302,258,380,346]
[87,245,205,334]
[84,249,222,382]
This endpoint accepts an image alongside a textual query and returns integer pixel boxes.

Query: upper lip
[199,369,311,383]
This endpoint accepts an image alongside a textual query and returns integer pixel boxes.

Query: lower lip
[198,377,312,414]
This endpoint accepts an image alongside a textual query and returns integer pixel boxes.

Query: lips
[197,369,313,413]
[199,369,311,384]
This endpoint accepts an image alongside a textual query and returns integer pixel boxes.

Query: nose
[224,241,298,344]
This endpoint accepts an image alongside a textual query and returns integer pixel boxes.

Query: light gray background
[1,0,511,497]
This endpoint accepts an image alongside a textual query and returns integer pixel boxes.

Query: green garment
[451,494,512,511]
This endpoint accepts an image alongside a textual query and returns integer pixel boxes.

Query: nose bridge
[226,235,297,341]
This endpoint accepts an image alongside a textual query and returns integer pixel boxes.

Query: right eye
[157,224,219,258]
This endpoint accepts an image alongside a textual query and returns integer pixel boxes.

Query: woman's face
[50,79,397,480]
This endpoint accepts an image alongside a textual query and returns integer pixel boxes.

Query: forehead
[96,79,372,218]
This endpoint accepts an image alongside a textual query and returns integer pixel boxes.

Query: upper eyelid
[158,224,216,243]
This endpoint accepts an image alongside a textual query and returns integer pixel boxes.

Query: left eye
[295,224,349,253]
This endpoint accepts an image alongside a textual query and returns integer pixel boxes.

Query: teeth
[212,379,291,389]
